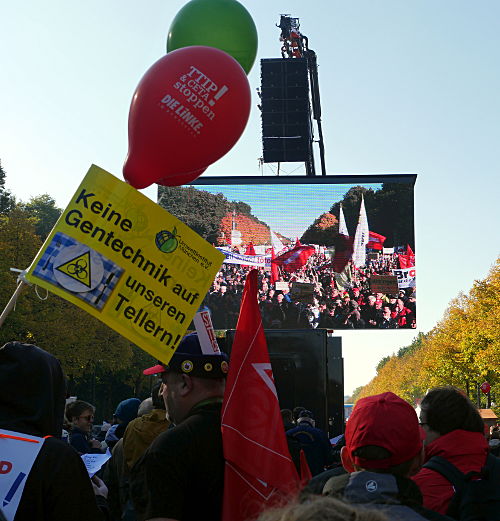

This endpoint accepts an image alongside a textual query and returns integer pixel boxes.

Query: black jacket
[0,342,104,521]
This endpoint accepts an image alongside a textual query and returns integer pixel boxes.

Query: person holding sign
[0,342,107,521]
[130,332,229,521]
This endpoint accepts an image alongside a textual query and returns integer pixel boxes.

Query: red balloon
[156,167,206,186]
[481,382,491,394]
[123,46,251,189]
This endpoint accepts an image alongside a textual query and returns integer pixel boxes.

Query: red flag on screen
[270,247,279,285]
[221,270,300,521]
[245,242,256,255]
[272,244,315,273]
[332,234,354,273]
[398,244,415,268]
[367,231,386,250]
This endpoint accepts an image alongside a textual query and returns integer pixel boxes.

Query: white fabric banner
[352,196,369,268]
[392,267,416,288]
[270,230,285,253]
[217,248,270,267]
[338,205,349,237]
[0,429,45,521]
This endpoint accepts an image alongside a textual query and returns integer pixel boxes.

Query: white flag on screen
[352,196,369,268]
[270,230,285,253]
[338,204,349,237]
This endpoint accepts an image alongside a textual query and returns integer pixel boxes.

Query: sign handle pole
[0,281,28,329]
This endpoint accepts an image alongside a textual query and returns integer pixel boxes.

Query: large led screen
[158,174,417,331]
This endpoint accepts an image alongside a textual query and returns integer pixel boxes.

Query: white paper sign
[0,429,45,521]
[193,311,221,355]
[80,451,112,478]
[392,267,416,289]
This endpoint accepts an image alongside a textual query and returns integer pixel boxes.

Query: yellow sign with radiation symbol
[25,165,224,365]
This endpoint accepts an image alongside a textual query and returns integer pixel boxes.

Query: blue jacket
[286,422,333,475]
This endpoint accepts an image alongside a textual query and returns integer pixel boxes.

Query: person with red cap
[129,332,229,521]
[323,392,452,521]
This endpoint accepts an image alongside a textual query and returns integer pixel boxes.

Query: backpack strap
[423,456,467,492]
[482,453,500,477]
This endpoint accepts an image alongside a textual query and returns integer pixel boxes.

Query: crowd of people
[207,253,416,330]
[1,336,497,521]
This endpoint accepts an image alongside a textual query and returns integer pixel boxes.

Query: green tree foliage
[330,186,376,238]
[158,186,229,243]
[0,203,151,418]
[326,183,414,249]
[356,257,500,411]
[21,194,62,239]
[0,159,16,215]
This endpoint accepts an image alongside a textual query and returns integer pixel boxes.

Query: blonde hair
[257,496,388,521]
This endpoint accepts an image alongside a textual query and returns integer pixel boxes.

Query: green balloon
[167,0,258,74]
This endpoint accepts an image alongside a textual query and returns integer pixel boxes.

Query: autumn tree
[301,212,338,245]
[355,257,500,412]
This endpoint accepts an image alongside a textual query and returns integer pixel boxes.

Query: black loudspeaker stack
[261,58,312,163]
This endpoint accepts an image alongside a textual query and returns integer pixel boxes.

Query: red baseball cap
[345,392,422,469]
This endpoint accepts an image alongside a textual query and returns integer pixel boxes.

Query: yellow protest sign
[25,165,224,364]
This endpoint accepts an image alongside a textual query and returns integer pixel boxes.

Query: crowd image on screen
[205,250,416,330]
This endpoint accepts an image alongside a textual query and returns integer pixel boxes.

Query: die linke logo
[159,66,229,134]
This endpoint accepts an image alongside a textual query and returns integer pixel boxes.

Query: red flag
[245,242,256,255]
[299,449,312,486]
[366,231,386,250]
[270,247,279,285]
[222,270,300,521]
[398,244,415,268]
[332,234,354,273]
[271,244,315,273]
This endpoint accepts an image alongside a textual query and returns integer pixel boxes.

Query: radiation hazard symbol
[53,244,104,293]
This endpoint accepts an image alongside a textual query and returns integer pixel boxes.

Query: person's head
[138,397,154,416]
[382,306,392,318]
[113,398,141,425]
[419,386,484,445]
[297,410,315,427]
[367,295,376,305]
[0,342,66,438]
[257,495,388,521]
[277,293,284,304]
[293,406,306,422]
[341,392,423,477]
[66,400,96,433]
[143,333,228,424]
[281,408,294,425]
[396,299,405,310]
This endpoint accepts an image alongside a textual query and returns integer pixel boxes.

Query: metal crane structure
[260,15,326,176]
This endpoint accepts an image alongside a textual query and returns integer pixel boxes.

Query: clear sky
[1,1,499,394]
[196,182,383,237]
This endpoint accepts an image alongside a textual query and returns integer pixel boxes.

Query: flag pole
[0,269,30,329]
[0,281,27,329]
